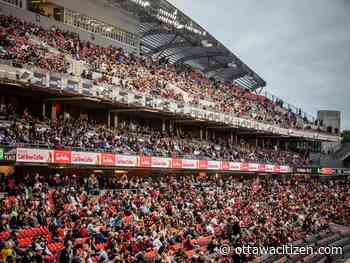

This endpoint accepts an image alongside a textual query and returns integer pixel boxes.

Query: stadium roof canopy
[106,0,266,90]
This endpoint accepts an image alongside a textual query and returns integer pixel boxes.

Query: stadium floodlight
[131,0,150,8]
[201,40,213,47]
[227,62,237,68]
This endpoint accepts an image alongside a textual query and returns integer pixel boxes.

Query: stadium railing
[0,63,339,142]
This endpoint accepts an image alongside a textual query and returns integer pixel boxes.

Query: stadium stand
[0,0,347,262]
[0,106,307,166]
[0,14,331,132]
[0,173,349,262]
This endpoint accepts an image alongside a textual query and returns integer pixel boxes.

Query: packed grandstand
[0,0,348,262]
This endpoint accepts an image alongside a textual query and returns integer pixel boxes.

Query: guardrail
[0,64,340,142]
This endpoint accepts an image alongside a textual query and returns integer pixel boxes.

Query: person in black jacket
[59,240,73,263]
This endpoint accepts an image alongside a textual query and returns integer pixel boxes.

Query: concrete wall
[317,110,341,133]
[0,2,139,54]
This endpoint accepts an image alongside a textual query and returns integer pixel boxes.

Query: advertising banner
[151,157,171,168]
[16,148,52,163]
[116,155,138,167]
[53,150,72,164]
[71,151,100,165]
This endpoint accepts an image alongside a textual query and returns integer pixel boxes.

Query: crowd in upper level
[0,172,348,262]
[0,14,322,133]
[0,105,307,166]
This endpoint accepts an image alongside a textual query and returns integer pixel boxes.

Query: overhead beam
[203,64,228,74]
[147,40,194,55]
[142,28,176,38]
[174,51,230,64]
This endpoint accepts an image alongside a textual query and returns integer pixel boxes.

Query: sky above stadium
[168,0,350,130]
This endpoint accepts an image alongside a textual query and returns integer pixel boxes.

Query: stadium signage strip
[15,148,291,173]
[1,65,339,142]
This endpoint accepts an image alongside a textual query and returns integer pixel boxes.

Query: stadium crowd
[0,105,307,166]
[0,172,349,262]
[0,14,318,131]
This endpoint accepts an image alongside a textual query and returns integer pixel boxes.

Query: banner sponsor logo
[151,157,171,168]
[207,160,220,170]
[4,148,16,161]
[240,163,249,171]
[182,159,198,169]
[198,160,208,169]
[171,159,183,169]
[101,153,116,166]
[273,166,281,173]
[53,150,72,164]
[265,165,275,172]
[221,161,230,171]
[82,80,93,96]
[229,162,241,171]
[280,166,289,173]
[13,148,295,173]
[16,148,52,163]
[66,80,79,93]
[259,164,266,172]
[31,72,46,86]
[71,152,100,165]
[248,163,259,171]
[116,155,138,167]
[321,168,334,175]
[49,74,62,89]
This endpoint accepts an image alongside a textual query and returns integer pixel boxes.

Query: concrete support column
[107,111,111,128]
[169,121,173,133]
[205,129,209,140]
[51,102,56,121]
[114,113,118,128]
[162,119,166,133]
[42,102,46,119]
[200,127,203,140]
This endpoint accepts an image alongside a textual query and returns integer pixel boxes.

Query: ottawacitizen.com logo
[218,244,343,257]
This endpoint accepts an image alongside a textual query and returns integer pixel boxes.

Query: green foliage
[341,130,350,143]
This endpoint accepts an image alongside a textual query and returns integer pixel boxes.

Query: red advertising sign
[273,166,281,173]
[139,156,151,167]
[221,161,230,171]
[171,158,183,169]
[116,155,138,167]
[16,148,52,163]
[101,153,116,166]
[151,157,171,168]
[198,160,208,169]
[259,164,266,172]
[53,150,72,164]
[321,168,334,175]
[71,152,100,165]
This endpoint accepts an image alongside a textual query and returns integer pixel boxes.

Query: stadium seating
[0,110,308,166]
[0,14,323,132]
[0,172,348,262]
